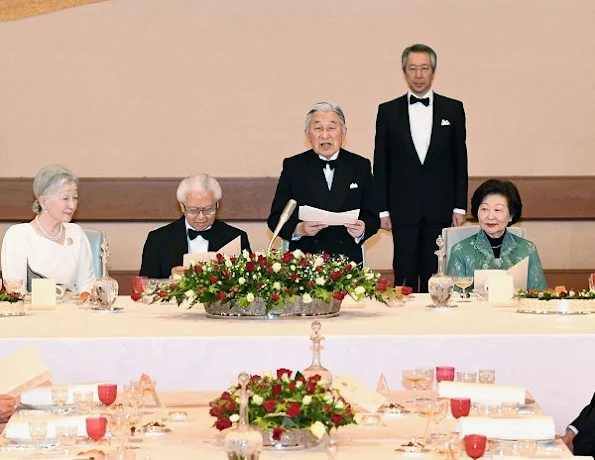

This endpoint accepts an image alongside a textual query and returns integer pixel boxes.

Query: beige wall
[0,0,594,272]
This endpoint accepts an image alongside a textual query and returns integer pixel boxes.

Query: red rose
[402,286,413,296]
[306,382,316,394]
[316,266,323,272]
[215,418,232,430]
[209,407,219,417]
[230,257,237,264]
[331,414,344,425]
[286,402,301,417]
[216,253,225,264]
[307,281,315,289]
[225,271,231,279]
[283,252,293,263]
[344,264,353,272]
[263,400,276,412]
[271,294,280,302]
[330,270,342,281]
[217,292,226,301]
[276,368,292,379]
[157,290,167,298]
[290,273,298,281]
[213,264,220,271]
[258,255,267,267]
[323,404,331,413]
[209,276,218,284]
[288,382,296,391]
[298,257,308,266]
[272,384,282,396]
[332,291,346,300]
[131,292,141,302]
[309,374,321,382]
[322,253,330,262]
[284,288,291,294]
[246,261,256,272]
[250,374,260,382]
[194,264,203,273]
[272,426,284,441]
[220,391,232,400]
[267,266,274,273]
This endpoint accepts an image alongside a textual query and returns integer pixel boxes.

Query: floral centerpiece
[139,249,391,315]
[516,287,595,313]
[209,368,356,446]
[0,291,23,303]
[516,287,595,300]
[0,290,25,317]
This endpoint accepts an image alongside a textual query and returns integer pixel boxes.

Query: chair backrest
[84,229,106,278]
[441,225,527,267]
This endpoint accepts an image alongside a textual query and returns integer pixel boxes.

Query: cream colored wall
[0,0,594,272]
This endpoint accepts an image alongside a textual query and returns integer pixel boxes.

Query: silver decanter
[427,235,455,308]
[91,239,119,309]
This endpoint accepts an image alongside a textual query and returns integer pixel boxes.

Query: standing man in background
[373,44,468,292]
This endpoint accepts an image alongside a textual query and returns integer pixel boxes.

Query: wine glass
[98,383,118,407]
[450,398,471,419]
[448,432,462,460]
[51,386,69,409]
[132,276,147,294]
[28,419,48,456]
[110,412,131,451]
[431,398,449,433]
[56,425,78,456]
[478,369,496,384]
[436,366,455,382]
[86,416,108,445]
[73,390,93,414]
[456,371,477,383]
[464,434,487,459]
[453,276,473,302]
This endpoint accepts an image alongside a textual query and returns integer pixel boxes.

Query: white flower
[252,394,264,406]
[316,277,326,286]
[314,257,324,267]
[365,272,374,280]
[242,249,250,258]
[323,393,334,403]
[302,395,312,406]
[334,400,344,410]
[350,261,357,268]
[263,369,273,379]
[172,273,182,281]
[238,277,246,285]
[346,274,352,279]
[246,293,255,303]
[273,282,281,290]
[184,290,195,299]
[229,413,240,423]
[290,264,296,271]
[302,293,312,304]
[295,381,303,389]
[225,260,232,268]
[281,373,290,383]
[569,290,576,297]
[292,249,304,259]
[310,421,326,439]
[272,262,282,273]
[354,286,365,296]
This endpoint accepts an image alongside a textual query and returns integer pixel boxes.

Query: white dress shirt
[185,220,210,254]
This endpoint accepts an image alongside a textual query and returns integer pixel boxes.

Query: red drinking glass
[98,383,117,406]
[436,366,455,382]
[86,416,107,442]
[464,434,487,459]
[450,397,471,418]
[132,276,147,294]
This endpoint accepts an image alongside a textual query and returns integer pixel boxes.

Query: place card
[30,278,57,310]
[488,275,515,305]
[333,373,387,413]
[0,345,51,395]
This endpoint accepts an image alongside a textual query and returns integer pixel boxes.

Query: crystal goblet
[56,424,78,456]
[86,416,108,444]
[450,397,471,419]
[436,366,455,382]
[98,383,118,406]
[464,434,487,459]
[28,419,48,456]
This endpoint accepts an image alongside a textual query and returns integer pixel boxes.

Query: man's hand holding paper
[298,206,359,226]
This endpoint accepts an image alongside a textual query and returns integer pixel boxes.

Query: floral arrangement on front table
[0,291,23,303]
[209,368,356,440]
[516,288,595,300]
[140,249,390,313]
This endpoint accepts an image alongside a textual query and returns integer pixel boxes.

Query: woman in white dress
[1,165,96,294]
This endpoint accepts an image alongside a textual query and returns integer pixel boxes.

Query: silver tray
[206,311,340,320]
[425,304,458,309]
[517,308,595,315]
[0,311,26,317]
[204,296,341,319]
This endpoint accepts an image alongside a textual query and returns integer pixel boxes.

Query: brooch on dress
[66,238,73,246]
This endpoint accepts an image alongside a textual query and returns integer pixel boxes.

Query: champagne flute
[453,276,474,302]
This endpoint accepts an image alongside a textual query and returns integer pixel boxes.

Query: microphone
[268,199,297,252]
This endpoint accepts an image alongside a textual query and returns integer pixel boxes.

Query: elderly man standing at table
[373,43,468,292]
[267,102,379,264]
[139,174,251,279]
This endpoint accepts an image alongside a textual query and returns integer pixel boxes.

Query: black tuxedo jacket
[373,93,468,225]
[267,149,380,264]
[572,392,595,455]
[139,218,251,279]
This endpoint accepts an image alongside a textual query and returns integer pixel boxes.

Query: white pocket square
[349,183,358,189]
[441,119,451,126]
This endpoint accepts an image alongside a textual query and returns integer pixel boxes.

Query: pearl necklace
[35,215,64,241]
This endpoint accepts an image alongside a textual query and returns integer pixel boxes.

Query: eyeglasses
[182,203,218,217]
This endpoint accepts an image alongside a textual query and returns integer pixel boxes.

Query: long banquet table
[1,295,594,432]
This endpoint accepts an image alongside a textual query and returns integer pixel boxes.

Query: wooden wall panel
[0,176,594,222]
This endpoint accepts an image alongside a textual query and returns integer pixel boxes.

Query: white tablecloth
[0,295,594,432]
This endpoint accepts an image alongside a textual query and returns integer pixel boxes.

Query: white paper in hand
[183,237,241,267]
[298,206,359,226]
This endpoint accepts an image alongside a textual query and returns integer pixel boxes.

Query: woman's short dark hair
[471,179,523,226]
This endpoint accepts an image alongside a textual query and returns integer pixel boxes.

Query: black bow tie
[410,95,430,107]
[188,228,211,240]
[319,159,337,170]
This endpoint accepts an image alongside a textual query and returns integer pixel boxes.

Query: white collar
[318,151,340,161]
[185,219,212,232]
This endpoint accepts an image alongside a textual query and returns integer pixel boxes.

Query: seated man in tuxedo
[139,173,251,278]
[561,392,595,456]
[267,102,379,264]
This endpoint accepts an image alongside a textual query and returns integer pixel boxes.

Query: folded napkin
[438,381,525,404]
[21,383,102,406]
[4,414,87,440]
[457,416,555,440]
